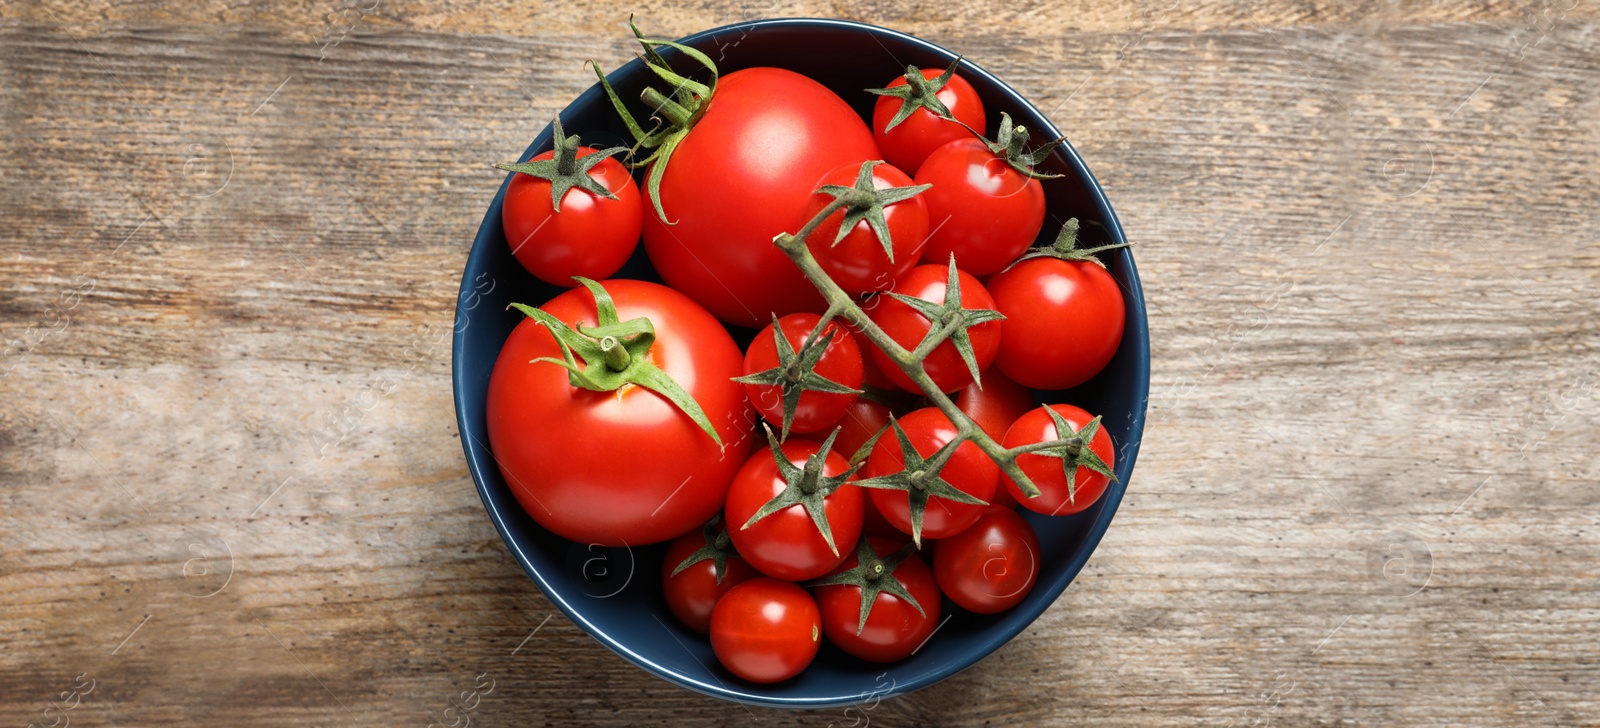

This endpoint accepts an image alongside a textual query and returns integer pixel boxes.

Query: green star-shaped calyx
[1008,218,1133,271]
[509,277,721,446]
[804,540,925,635]
[494,118,628,213]
[589,16,721,224]
[966,111,1067,181]
[732,317,862,440]
[669,515,740,584]
[740,426,863,557]
[850,416,989,548]
[886,256,1006,389]
[1035,409,1117,508]
[865,60,963,133]
[813,161,932,263]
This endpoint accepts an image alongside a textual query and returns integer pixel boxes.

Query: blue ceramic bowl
[453,17,1149,709]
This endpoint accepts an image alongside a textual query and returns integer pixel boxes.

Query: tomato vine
[771,163,1119,502]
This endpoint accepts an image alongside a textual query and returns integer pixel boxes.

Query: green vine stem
[772,182,1108,500]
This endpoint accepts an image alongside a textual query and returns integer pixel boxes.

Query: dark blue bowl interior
[452,18,1149,709]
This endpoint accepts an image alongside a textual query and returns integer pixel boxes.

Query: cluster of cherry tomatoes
[484,24,1127,684]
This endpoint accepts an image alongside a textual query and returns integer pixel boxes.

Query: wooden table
[4,2,1597,725]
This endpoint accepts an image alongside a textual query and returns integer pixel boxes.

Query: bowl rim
[452,16,1150,709]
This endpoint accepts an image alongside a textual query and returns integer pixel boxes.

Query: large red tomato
[989,256,1126,390]
[800,161,929,298]
[870,66,987,175]
[500,127,641,287]
[486,280,753,546]
[813,538,941,663]
[915,138,1046,276]
[866,263,1003,394]
[1002,404,1116,516]
[642,68,880,328]
[725,437,864,581]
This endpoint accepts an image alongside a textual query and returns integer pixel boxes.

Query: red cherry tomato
[501,147,642,286]
[989,257,1126,390]
[955,368,1036,442]
[954,369,1037,509]
[914,138,1046,276]
[834,396,894,460]
[858,487,903,540]
[740,314,863,436]
[1002,404,1116,516]
[724,438,864,581]
[661,523,759,633]
[864,407,998,540]
[801,161,929,297]
[871,68,987,175]
[643,68,880,327]
[933,506,1040,613]
[866,264,1002,394]
[485,280,753,546]
[814,538,941,663]
[710,578,821,683]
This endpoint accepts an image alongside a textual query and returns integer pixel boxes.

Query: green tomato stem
[555,142,578,177]
[640,87,693,128]
[1006,125,1029,159]
[908,313,966,363]
[1009,439,1068,456]
[771,223,1045,499]
[799,299,850,360]
[599,335,631,371]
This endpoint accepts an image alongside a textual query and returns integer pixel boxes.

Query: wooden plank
[1,8,1598,727]
[10,0,1600,41]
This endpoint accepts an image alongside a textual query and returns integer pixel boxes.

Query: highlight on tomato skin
[710,578,823,684]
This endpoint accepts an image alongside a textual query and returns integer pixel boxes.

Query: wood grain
[2,2,1598,725]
